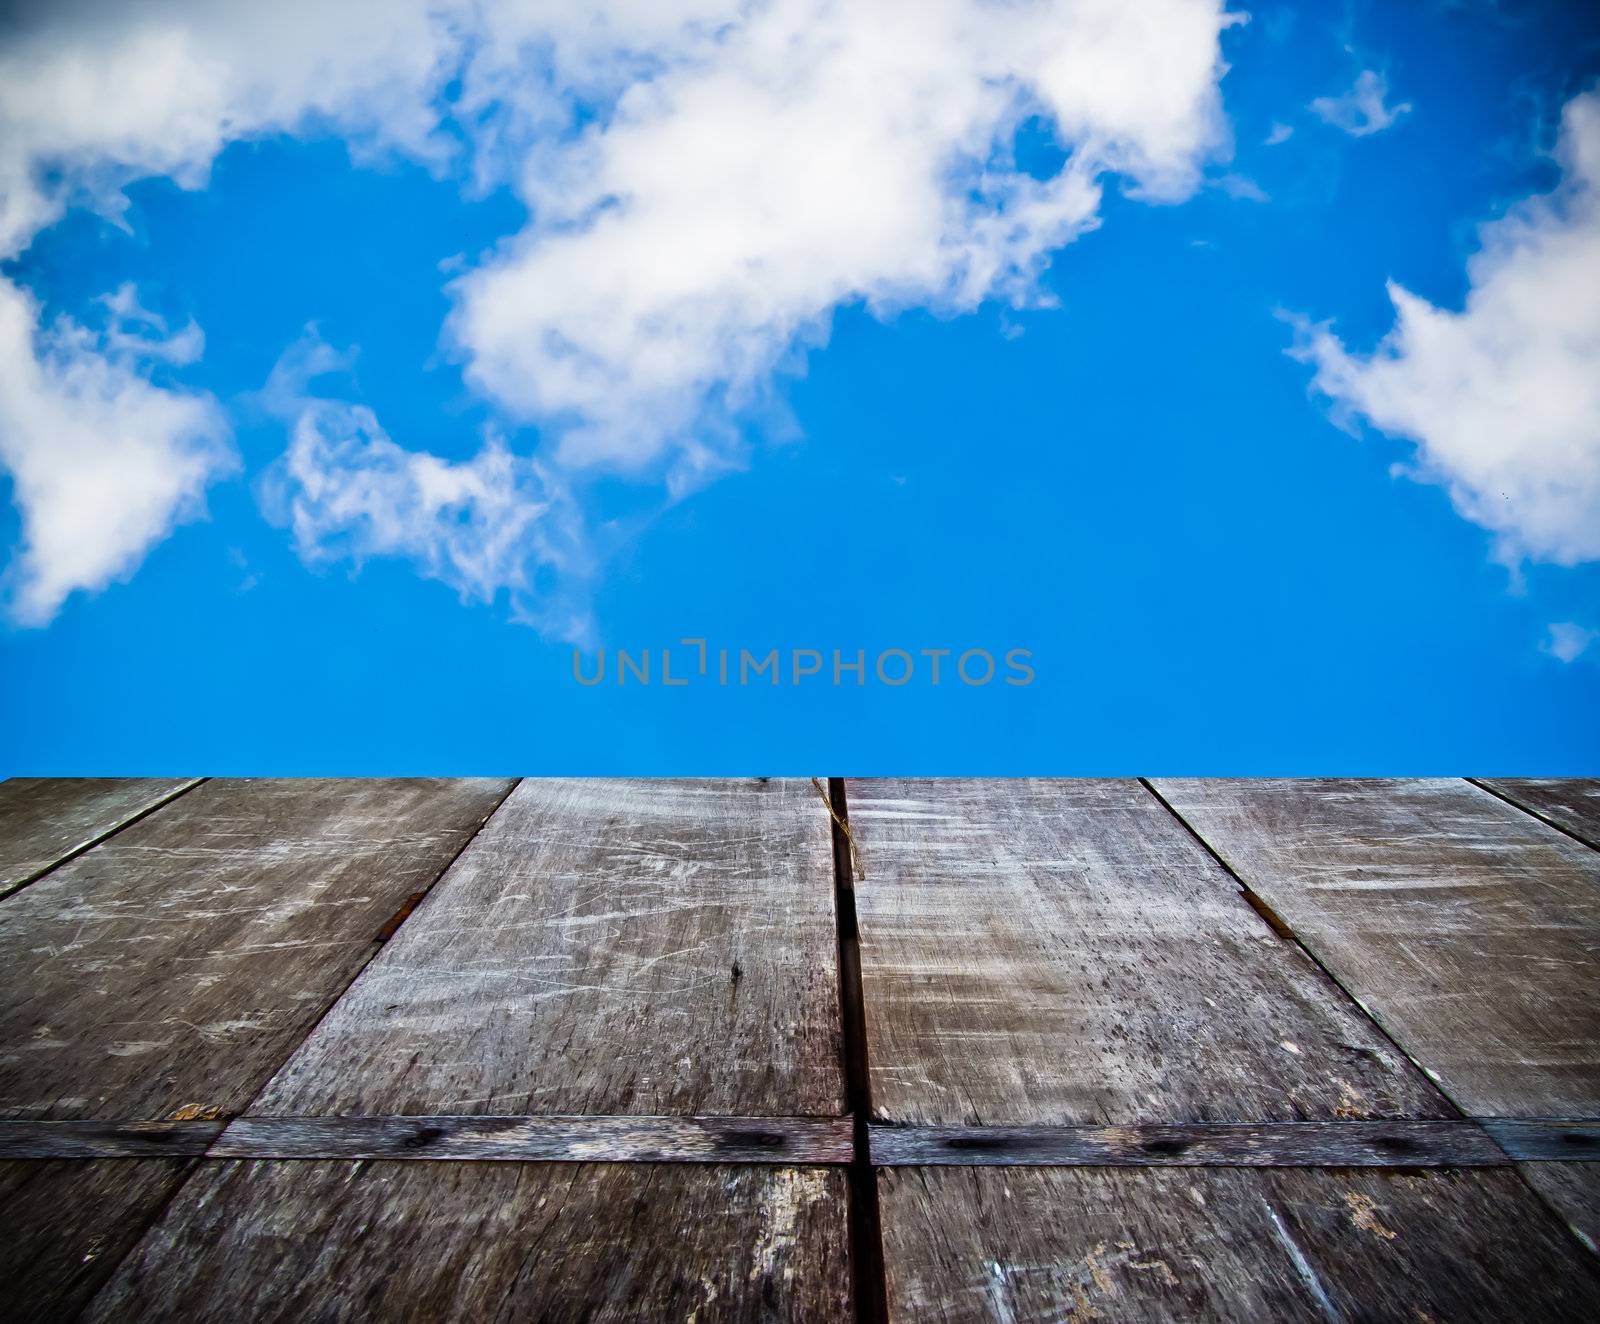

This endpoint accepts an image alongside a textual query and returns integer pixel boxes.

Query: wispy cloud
[1290,90,1600,569]
[1310,69,1411,137]
[259,333,594,641]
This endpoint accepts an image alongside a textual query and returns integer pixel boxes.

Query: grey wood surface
[0,778,513,1121]
[1152,777,1600,1118]
[0,1119,223,1158]
[847,778,1448,1127]
[250,779,844,1119]
[210,1114,853,1163]
[0,777,198,899]
[879,1165,1600,1322]
[869,1120,1506,1167]
[0,1158,195,1324]
[1480,778,1600,850]
[86,1160,853,1323]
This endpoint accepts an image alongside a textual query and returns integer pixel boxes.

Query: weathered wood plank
[1484,1119,1600,1161]
[847,778,1447,1127]
[250,779,843,1119]
[86,1161,852,1323]
[1518,1163,1600,1255]
[0,1158,194,1324]
[0,777,198,899]
[879,1165,1600,1322]
[0,1120,222,1158]
[0,778,514,1121]
[210,1114,854,1163]
[1152,778,1600,1117]
[869,1120,1506,1167]
[1479,778,1600,851]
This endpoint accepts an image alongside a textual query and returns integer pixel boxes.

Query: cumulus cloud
[0,278,233,623]
[453,0,1236,473]
[1293,91,1600,567]
[1310,69,1410,138]
[1,0,1235,625]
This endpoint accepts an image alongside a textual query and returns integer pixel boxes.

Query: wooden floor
[1,777,1598,1322]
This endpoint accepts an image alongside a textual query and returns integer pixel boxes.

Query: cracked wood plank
[249,779,844,1118]
[1479,778,1600,851]
[85,1160,852,1323]
[1150,778,1600,1118]
[0,778,198,899]
[0,1158,195,1324]
[846,779,1448,1128]
[879,1165,1600,1322]
[0,778,514,1121]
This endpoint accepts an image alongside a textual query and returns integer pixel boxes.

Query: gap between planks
[827,777,889,1324]
[0,777,206,902]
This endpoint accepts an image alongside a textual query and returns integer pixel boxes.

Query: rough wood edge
[210,1115,857,1164]
[0,1120,225,1158]
[1483,1120,1600,1161]
[868,1121,1512,1167]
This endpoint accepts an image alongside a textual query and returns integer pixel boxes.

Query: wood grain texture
[0,777,198,899]
[210,1114,854,1163]
[869,1120,1506,1167]
[0,1119,222,1158]
[847,778,1447,1127]
[251,779,844,1119]
[879,1165,1600,1322]
[0,1158,194,1324]
[1152,778,1600,1118]
[1479,778,1600,851]
[0,778,513,1121]
[87,1160,853,1323]
[1518,1162,1600,1256]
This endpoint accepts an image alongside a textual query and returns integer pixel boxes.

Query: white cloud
[1,0,1236,625]
[1310,69,1410,138]
[1265,121,1294,146]
[452,0,1236,474]
[0,278,233,624]
[1545,621,1597,664]
[1293,91,1600,567]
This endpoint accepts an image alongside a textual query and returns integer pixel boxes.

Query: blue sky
[1,0,1598,774]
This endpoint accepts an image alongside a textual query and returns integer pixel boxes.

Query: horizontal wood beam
[0,1120,224,1158]
[8,1116,1598,1167]
[1482,1119,1600,1161]
[210,1115,856,1164]
[869,1121,1513,1167]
